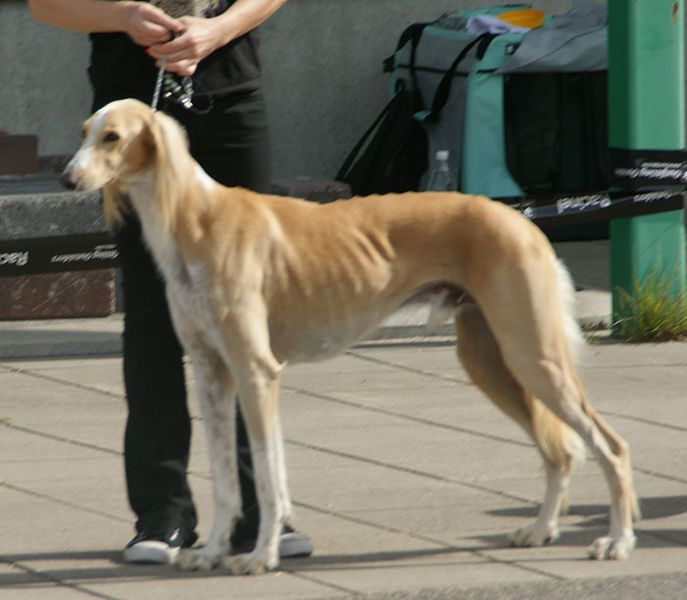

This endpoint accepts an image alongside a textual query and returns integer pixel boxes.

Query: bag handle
[335,94,400,181]
[383,22,432,73]
[338,23,432,183]
[423,33,497,122]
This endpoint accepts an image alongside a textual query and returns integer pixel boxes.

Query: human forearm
[28,0,182,46]
[29,0,133,33]
[212,0,289,47]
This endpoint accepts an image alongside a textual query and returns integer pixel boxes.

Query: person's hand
[120,1,183,47]
[147,16,227,77]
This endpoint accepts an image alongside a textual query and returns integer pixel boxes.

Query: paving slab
[2,240,687,599]
[2,340,686,600]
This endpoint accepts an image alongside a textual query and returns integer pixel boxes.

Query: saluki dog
[63,99,639,574]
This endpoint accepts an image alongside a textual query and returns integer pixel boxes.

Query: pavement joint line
[0,558,121,600]
[291,500,567,584]
[343,350,473,387]
[282,570,364,597]
[346,350,687,446]
[6,371,686,495]
[285,438,539,507]
[2,421,121,457]
[631,465,687,486]
[186,467,554,578]
[282,384,533,449]
[7,392,684,515]
[156,466,557,584]
[283,389,687,487]
[597,409,687,434]
[7,356,687,440]
[1,481,129,525]
[8,415,686,538]
[353,336,457,349]
[5,444,559,591]
[279,437,687,552]
[584,361,687,369]
[1,363,122,401]
[8,433,681,586]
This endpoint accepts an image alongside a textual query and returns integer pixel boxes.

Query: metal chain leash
[148,0,220,112]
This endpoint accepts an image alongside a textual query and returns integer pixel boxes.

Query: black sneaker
[122,528,198,564]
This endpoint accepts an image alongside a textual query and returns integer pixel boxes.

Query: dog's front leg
[171,336,241,571]
[221,352,288,575]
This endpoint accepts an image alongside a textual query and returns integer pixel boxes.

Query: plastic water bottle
[427,150,453,191]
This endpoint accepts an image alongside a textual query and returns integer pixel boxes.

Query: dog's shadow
[473,495,687,551]
[488,495,687,523]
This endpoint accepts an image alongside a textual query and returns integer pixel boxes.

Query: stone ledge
[0,186,113,319]
[0,189,106,240]
[0,174,351,241]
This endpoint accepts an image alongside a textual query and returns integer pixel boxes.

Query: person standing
[28,0,312,564]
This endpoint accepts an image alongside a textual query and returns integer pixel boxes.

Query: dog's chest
[167,263,222,341]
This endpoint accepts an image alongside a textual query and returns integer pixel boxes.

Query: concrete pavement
[2,240,687,599]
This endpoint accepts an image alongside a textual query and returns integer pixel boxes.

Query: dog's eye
[103,131,120,143]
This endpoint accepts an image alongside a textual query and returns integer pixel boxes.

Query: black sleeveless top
[88,0,261,100]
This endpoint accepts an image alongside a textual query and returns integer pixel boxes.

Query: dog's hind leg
[566,384,640,559]
[482,290,637,559]
[518,364,637,559]
[455,303,581,548]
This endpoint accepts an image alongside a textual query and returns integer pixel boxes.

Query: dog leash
[148,29,211,113]
[150,59,167,111]
[150,58,212,114]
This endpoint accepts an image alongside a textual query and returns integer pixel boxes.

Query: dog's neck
[126,169,189,284]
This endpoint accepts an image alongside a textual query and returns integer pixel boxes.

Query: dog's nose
[60,171,77,191]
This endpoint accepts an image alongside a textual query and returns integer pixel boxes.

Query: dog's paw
[221,551,277,575]
[510,523,559,547]
[587,533,636,560]
[177,547,223,571]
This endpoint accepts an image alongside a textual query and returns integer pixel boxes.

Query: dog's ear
[102,183,130,231]
[147,111,193,231]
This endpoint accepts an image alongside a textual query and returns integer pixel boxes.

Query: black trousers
[92,89,271,540]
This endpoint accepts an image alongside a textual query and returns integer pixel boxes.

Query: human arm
[147,0,288,77]
[27,0,183,47]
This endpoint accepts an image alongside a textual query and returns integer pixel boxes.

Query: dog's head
[62,98,190,227]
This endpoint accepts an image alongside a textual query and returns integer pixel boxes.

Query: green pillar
[608,0,686,324]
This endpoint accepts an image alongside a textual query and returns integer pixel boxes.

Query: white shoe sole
[279,532,313,558]
[123,540,181,564]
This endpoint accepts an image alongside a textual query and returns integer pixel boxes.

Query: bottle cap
[435,150,449,161]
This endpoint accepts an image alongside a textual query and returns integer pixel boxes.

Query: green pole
[608,0,686,327]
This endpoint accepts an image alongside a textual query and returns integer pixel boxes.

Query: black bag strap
[335,93,404,182]
[383,21,432,109]
[338,22,432,185]
[425,33,497,122]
